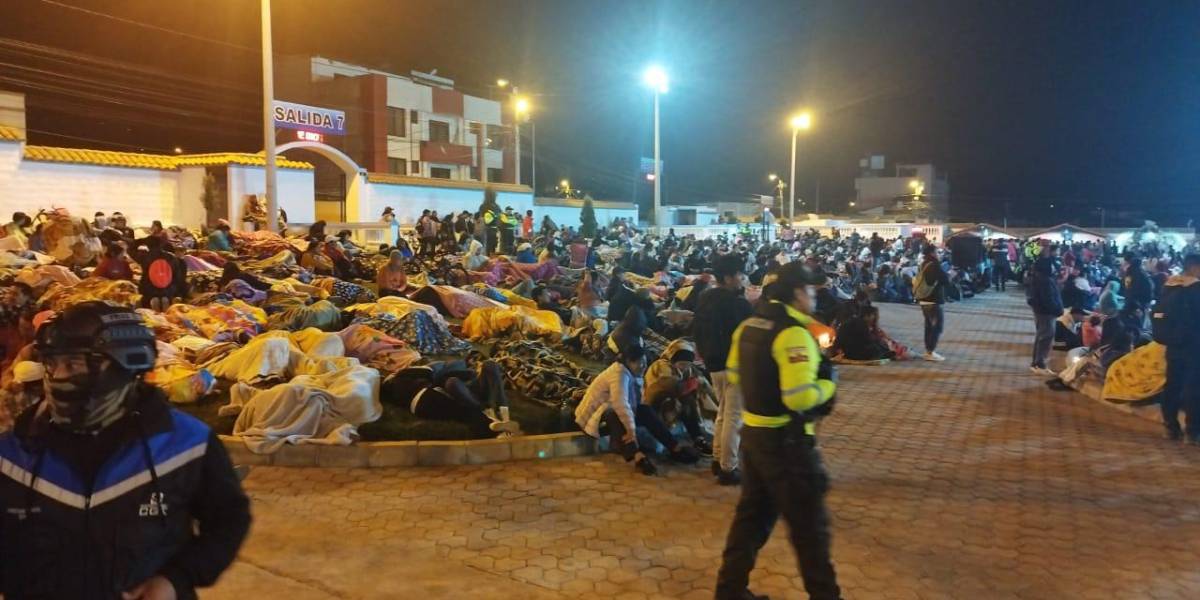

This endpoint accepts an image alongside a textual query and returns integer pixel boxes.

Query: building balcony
[420,140,474,166]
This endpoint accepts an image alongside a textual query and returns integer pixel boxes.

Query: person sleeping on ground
[379,359,521,438]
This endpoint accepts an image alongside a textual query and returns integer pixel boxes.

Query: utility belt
[742,412,815,446]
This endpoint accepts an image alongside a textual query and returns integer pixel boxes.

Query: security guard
[715,262,842,600]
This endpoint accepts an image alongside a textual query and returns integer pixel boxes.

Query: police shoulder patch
[744,317,774,330]
[786,346,809,363]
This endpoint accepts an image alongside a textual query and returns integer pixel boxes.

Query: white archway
[274,140,368,222]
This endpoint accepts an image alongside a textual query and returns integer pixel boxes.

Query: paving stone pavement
[208,290,1200,599]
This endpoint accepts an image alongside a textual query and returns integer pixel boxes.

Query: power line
[37,0,259,53]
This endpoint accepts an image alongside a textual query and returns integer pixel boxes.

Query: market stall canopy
[1026,223,1106,244]
[948,222,1020,240]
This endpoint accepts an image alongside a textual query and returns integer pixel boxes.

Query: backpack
[147,257,175,290]
[1151,284,1189,346]
[912,263,936,300]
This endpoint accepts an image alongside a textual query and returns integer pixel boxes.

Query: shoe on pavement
[716,468,742,486]
[489,419,522,434]
[1029,366,1057,377]
[635,456,659,476]
[694,436,714,458]
[923,351,946,362]
[1165,427,1184,442]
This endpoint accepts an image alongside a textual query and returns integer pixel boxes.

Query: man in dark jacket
[1028,255,1064,375]
[1157,254,1200,443]
[915,246,950,361]
[1121,251,1154,325]
[693,254,754,485]
[0,302,250,599]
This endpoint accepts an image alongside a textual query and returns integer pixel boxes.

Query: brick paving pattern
[210,290,1200,599]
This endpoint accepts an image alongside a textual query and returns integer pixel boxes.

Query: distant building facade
[853,155,949,220]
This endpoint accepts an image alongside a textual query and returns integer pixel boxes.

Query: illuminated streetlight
[514,97,530,115]
[788,110,814,221]
[643,65,668,226]
[173,146,183,154]
[768,173,778,182]
[513,97,535,192]
[496,78,509,88]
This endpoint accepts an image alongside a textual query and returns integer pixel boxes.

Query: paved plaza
[209,290,1200,599]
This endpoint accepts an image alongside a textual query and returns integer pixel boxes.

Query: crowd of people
[1,198,1198,598]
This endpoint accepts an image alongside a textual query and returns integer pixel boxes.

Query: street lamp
[788,111,812,223]
[496,78,509,89]
[643,65,668,226]
[514,97,535,191]
[768,173,786,218]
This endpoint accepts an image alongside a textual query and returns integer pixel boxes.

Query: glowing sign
[273,100,345,135]
[296,130,323,142]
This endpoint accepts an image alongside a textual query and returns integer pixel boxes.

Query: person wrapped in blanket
[833,306,910,361]
[136,236,188,311]
[379,359,521,438]
[0,360,44,431]
[643,339,715,457]
[574,344,701,476]
[376,250,410,298]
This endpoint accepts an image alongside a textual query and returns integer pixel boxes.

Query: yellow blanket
[461,305,563,340]
[1103,341,1166,402]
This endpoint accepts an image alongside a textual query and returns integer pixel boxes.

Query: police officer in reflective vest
[715,262,842,600]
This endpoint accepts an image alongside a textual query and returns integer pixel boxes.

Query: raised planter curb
[219,432,597,468]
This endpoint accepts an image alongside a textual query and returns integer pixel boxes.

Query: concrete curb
[220,432,597,468]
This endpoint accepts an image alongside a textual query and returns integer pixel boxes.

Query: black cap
[37,301,157,374]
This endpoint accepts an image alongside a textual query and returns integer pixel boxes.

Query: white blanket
[230,363,381,454]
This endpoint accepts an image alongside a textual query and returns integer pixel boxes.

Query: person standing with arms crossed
[715,262,842,600]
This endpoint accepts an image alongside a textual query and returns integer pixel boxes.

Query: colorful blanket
[1103,341,1167,402]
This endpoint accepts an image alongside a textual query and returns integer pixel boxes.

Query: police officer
[0,302,251,599]
[715,262,842,600]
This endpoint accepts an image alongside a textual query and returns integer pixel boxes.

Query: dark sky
[2,0,1198,226]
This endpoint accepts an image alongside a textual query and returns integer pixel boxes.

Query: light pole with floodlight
[643,66,668,226]
[788,112,812,224]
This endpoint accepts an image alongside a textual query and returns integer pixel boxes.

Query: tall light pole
[788,112,812,224]
[514,97,533,190]
[643,66,668,226]
[768,173,786,216]
[261,0,278,232]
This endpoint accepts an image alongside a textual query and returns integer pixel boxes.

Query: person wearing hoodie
[575,345,700,476]
[1028,253,1065,376]
[644,340,716,456]
[914,245,950,362]
[1121,251,1154,322]
[1098,280,1124,316]
[1154,253,1200,443]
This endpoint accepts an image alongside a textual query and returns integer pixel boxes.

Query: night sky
[2,0,1197,226]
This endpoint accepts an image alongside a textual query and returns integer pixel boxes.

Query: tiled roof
[21,147,313,171]
[0,125,24,141]
[23,146,178,170]
[174,153,313,170]
[366,172,532,194]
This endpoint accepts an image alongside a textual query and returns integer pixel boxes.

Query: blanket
[337,323,421,373]
[410,285,502,318]
[1103,341,1167,402]
[230,363,381,454]
[165,300,266,341]
[461,305,563,341]
[266,299,342,332]
[40,277,140,311]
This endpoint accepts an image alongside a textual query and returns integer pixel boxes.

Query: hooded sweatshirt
[1159,274,1200,350]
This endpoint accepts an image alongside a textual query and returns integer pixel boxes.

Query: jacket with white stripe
[0,385,251,599]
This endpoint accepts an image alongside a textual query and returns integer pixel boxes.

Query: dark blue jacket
[1028,261,1064,316]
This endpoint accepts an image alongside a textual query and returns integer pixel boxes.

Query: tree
[580,198,598,238]
[200,171,220,224]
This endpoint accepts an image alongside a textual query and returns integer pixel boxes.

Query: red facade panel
[431,87,464,116]
[359,74,388,173]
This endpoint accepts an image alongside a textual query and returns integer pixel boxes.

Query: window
[428,120,450,142]
[411,160,420,174]
[487,168,504,182]
[897,167,918,177]
[485,125,506,150]
[470,167,480,181]
[387,108,405,137]
[430,167,452,179]
[388,158,406,174]
[410,109,419,124]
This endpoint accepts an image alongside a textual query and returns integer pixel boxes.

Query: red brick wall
[359,74,388,173]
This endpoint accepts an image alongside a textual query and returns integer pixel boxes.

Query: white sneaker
[1030,366,1057,377]
[489,419,522,434]
[923,351,946,362]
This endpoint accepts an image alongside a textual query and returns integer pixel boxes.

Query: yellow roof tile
[21,147,314,171]
[0,125,24,141]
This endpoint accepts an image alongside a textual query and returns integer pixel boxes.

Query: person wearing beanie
[716,260,842,600]
[693,252,754,485]
[377,250,409,297]
[644,339,716,457]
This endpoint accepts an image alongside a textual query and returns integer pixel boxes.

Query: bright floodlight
[496,78,509,88]
[515,97,530,114]
[643,65,669,93]
[768,173,778,181]
[909,180,920,189]
[560,179,570,188]
[790,112,812,130]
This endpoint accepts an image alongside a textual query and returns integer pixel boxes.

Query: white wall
[0,141,189,227]
[535,205,637,230]
[364,181,532,226]
[176,166,208,226]
[226,165,316,226]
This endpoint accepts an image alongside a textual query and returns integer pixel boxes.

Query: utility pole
[261,0,278,232]
[815,178,821,214]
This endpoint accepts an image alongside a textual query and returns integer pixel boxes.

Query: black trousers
[716,425,841,600]
[602,404,677,461]
[1163,350,1200,438]
[921,304,944,353]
